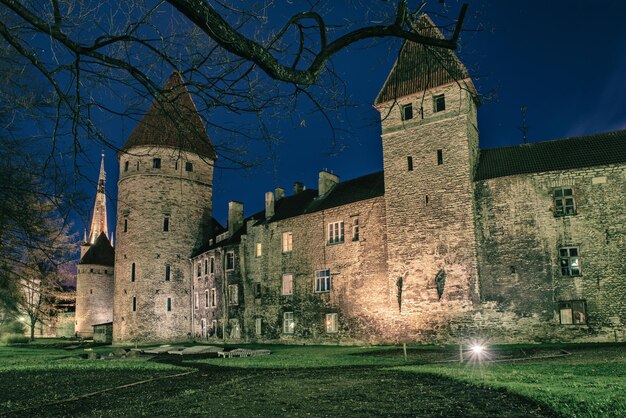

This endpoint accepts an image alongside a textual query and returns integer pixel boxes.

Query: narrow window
[163,216,169,232]
[131,263,135,282]
[194,292,199,309]
[210,257,215,274]
[136,161,139,171]
[197,262,201,277]
[559,300,586,325]
[153,158,161,169]
[256,242,262,257]
[554,187,576,216]
[401,103,413,120]
[352,218,360,241]
[166,297,172,312]
[254,283,262,298]
[210,288,217,307]
[90,289,93,294]
[228,284,238,305]
[165,263,170,281]
[559,247,581,276]
[255,318,262,335]
[434,94,446,112]
[437,149,443,165]
[407,156,413,171]
[328,221,344,244]
[203,258,208,275]
[425,195,429,206]
[205,290,209,308]
[315,269,331,293]
[282,273,294,295]
[124,161,129,172]
[185,162,193,172]
[226,251,235,271]
[283,312,295,334]
[123,218,128,233]
[282,231,293,253]
[132,296,137,312]
[326,313,338,333]
[175,161,178,170]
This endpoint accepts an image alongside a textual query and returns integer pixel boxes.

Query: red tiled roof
[122,71,217,159]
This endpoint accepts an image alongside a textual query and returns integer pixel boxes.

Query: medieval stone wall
[113,146,213,342]
[75,264,114,337]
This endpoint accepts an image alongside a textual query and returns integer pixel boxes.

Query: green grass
[0,340,624,417]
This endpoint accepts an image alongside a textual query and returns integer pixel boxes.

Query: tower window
[136,161,139,171]
[124,161,129,172]
[434,94,446,112]
[437,149,443,165]
[166,297,172,312]
[401,103,413,120]
[165,263,171,281]
[131,262,135,282]
[185,162,193,172]
[132,296,137,312]
[153,158,161,169]
[163,216,169,232]
[407,156,413,171]
[123,218,128,232]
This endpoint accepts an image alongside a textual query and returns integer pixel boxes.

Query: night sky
[83,1,626,239]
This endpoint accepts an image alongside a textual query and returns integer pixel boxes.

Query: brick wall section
[75,264,114,337]
[113,146,213,343]
[475,165,626,342]
[376,81,481,340]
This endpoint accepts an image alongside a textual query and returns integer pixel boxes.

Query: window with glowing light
[326,313,338,333]
[282,273,293,295]
[560,247,581,276]
[559,300,586,325]
[256,242,262,257]
[194,292,199,309]
[282,231,293,253]
[283,312,295,334]
[315,269,331,293]
[328,221,344,244]
[554,187,576,216]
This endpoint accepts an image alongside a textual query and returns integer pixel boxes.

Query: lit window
[226,251,235,271]
[185,161,193,172]
[210,288,217,307]
[315,269,331,293]
[194,292,199,309]
[282,232,293,253]
[131,263,136,282]
[401,103,413,120]
[163,216,169,232]
[166,297,172,312]
[407,156,413,171]
[254,283,261,298]
[165,264,170,281]
[205,290,209,308]
[437,149,443,165]
[228,284,238,305]
[328,221,344,244]
[434,94,445,112]
[326,313,338,333]
[559,300,586,325]
[283,312,295,334]
[153,158,161,169]
[256,242,262,257]
[210,257,215,274]
[282,274,293,295]
[554,188,576,216]
[132,296,137,312]
[255,318,262,335]
[352,218,360,241]
[560,247,581,276]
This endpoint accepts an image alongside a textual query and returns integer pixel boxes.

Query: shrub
[0,333,30,345]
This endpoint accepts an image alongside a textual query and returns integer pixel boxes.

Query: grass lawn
[0,340,623,417]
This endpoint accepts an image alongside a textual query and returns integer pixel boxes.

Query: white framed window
[228,284,238,305]
[226,251,235,271]
[554,187,576,216]
[255,318,262,335]
[210,288,217,307]
[326,313,338,333]
[282,231,293,253]
[194,292,199,309]
[315,269,331,293]
[559,300,586,325]
[560,247,581,276]
[256,242,262,257]
[352,218,360,241]
[283,312,295,334]
[282,273,293,295]
[328,221,344,244]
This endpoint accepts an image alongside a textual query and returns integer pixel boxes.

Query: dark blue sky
[85,1,626,237]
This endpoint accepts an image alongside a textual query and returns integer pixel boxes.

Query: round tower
[113,72,216,343]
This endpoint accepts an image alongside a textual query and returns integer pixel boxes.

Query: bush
[0,333,30,345]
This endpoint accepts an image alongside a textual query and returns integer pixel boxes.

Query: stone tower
[374,16,480,336]
[75,154,115,337]
[113,71,216,343]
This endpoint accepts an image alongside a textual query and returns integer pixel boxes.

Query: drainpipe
[222,248,228,343]
[189,257,194,341]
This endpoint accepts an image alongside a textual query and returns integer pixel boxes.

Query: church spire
[88,152,108,244]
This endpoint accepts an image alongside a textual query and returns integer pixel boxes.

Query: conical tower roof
[79,232,115,266]
[122,71,217,159]
[375,14,474,105]
[87,153,108,244]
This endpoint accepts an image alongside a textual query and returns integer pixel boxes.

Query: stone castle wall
[75,264,114,337]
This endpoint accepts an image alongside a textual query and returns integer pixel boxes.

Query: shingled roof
[476,129,626,180]
[122,71,217,159]
[79,232,114,266]
[375,15,472,105]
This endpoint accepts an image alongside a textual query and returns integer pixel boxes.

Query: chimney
[293,182,305,194]
[275,187,285,201]
[318,170,339,196]
[228,201,244,236]
[265,191,275,218]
